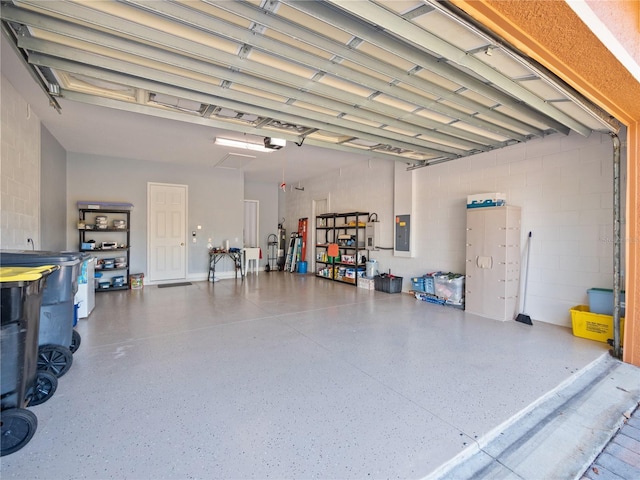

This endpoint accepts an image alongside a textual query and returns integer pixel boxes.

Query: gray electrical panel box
[395,215,410,252]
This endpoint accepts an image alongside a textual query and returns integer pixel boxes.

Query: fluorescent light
[214,137,274,153]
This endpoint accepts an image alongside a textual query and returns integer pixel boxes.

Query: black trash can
[0,250,89,377]
[1,265,59,456]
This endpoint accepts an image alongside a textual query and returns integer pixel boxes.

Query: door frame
[146,182,188,283]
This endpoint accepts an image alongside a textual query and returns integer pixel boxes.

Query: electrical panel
[395,215,410,252]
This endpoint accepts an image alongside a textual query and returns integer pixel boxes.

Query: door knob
[181,242,184,246]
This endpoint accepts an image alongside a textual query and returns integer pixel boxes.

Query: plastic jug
[366,260,378,278]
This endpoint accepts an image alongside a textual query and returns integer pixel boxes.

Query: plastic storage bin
[434,273,465,306]
[424,275,436,295]
[467,192,506,208]
[374,275,403,293]
[570,305,625,344]
[587,288,625,317]
[1,266,60,456]
[410,274,437,295]
[411,277,426,292]
[0,250,89,378]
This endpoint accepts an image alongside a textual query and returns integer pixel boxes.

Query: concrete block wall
[288,132,620,327]
[418,132,617,326]
[1,74,41,249]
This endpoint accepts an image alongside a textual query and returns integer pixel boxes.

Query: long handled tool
[515,231,533,325]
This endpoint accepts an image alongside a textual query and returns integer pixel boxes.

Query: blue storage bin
[587,288,625,317]
[412,275,438,295]
[424,275,436,295]
[411,277,426,292]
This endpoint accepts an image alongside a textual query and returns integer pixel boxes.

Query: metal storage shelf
[78,207,131,292]
[314,212,368,287]
[96,285,129,293]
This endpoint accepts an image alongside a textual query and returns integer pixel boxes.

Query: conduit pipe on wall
[611,133,622,359]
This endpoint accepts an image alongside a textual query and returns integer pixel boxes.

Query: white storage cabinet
[465,206,521,321]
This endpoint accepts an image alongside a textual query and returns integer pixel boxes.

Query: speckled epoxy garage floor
[1,273,608,479]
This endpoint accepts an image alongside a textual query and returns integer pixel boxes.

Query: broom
[515,231,533,325]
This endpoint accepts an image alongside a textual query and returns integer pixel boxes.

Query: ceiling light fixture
[214,137,285,152]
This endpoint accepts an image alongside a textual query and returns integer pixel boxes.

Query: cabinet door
[466,207,521,321]
[503,208,522,319]
[465,210,485,315]
[483,208,508,320]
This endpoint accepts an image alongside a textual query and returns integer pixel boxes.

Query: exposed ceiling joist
[326,0,592,136]
[0,0,619,173]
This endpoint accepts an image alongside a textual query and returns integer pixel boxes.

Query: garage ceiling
[1,0,619,170]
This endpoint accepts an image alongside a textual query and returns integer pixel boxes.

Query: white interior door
[148,183,187,282]
[244,200,259,247]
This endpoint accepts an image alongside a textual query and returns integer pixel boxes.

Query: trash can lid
[0,250,86,266]
[0,265,59,282]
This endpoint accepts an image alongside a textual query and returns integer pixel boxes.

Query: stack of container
[95,215,108,229]
[413,271,465,307]
[570,288,625,344]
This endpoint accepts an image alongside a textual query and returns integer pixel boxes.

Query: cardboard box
[358,277,375,290]
[341,255,355,264]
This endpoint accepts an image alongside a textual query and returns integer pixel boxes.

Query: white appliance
[75,257,96,318]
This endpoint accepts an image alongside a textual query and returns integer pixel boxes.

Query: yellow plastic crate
[570,305,624,344]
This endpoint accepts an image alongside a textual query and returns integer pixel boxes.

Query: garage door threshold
[427,353,640,479]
